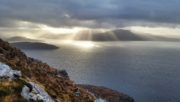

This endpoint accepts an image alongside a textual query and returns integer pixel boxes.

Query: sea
[23,41,180,102]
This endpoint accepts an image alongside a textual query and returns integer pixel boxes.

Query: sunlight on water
[73,42,95,49]
[62,40,98,49]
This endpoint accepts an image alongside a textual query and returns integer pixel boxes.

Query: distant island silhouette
[11,42,59,50]
[7,36,41,42]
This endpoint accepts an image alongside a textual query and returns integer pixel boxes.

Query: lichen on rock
[21,82,55,102]
[95,98,106,102]
[0,63,21,80]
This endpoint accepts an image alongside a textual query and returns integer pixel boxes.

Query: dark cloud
[0,0,180,28]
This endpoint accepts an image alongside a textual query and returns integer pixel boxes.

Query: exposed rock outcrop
[21,82,54,102]
[0,63,54,102]
[0,63,21,80]
[95,98,106,102]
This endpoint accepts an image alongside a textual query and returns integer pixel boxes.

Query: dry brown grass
[0,79,27,102]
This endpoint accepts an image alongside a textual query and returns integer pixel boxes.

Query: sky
[1,0,180,39]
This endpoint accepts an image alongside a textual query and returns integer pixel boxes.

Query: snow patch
[95,98,106,102]
[0,63,21,79]
[21,82,54,102]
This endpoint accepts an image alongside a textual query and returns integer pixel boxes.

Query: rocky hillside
[0,38,134,102]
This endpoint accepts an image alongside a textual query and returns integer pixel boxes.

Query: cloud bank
[1,0,180,27]
[1,0,180,39]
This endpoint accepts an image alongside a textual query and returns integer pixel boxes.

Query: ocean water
[23,41,180,102]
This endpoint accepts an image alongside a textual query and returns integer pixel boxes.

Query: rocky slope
[0,38,134,102]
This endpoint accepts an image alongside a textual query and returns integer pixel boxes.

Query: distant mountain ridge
[4,29,180,43]
[73,29,180,41]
